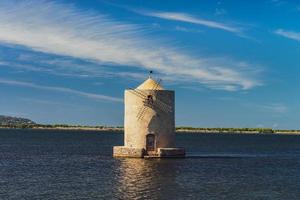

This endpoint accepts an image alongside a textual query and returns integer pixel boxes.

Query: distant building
[113,76,185,158]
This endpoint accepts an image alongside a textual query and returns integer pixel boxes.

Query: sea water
[1,129,300,200]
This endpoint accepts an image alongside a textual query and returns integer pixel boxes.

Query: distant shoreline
[0,126,123,132]
[1,125,300,135]
[176,129,300,135]
[2,115,300,135]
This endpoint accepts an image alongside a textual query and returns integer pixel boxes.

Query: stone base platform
[113,146,185,158]
[113,146,145,158]
[156,148,185,158]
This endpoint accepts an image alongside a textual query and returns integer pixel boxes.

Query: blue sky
[0,0,299,129]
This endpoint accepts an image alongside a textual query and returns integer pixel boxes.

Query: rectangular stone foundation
[113,146,185,158]
[113,146,145,158]
[157,148,185,158]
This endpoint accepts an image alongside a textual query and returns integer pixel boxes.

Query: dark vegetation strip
[0,124,300,134]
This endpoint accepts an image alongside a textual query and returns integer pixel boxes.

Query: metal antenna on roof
[149,70,153,78]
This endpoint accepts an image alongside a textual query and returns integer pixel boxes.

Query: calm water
[1,129,300,200]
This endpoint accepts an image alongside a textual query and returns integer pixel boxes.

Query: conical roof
[136,78,164,90]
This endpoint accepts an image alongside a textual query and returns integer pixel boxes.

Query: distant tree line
[1,123,300,134]
[176,127,274,133]
[0,123,123,129]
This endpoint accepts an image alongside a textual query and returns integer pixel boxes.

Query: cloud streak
[0,1,261,91]
[275,29,300,42]
[138,10,241,33]
[0,79,122,103]
[260,103,288,113]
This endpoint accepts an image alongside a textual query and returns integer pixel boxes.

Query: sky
[0,0,299,129]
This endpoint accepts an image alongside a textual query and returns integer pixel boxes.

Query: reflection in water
[114,159,178,200]
[3,130,300,199]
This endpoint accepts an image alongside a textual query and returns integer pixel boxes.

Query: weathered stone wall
[113,146,145,158]
[124,89,175,149]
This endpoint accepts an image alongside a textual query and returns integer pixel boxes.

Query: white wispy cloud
[0,79,122,103]
[0,58,146,80]
[135,10,241,33]
[274,29,300,42]
[260,103,288,113]
[215,8,227,16]
[270,0,286,7]
[243,101,288,114]
[0,0,261,91]
[174,26,203,33]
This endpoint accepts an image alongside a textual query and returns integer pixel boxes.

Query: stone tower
[113,76,185,158]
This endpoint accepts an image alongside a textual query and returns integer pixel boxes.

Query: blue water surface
[1,129,300,200]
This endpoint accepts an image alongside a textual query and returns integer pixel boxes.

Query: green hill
[0,115,36,126]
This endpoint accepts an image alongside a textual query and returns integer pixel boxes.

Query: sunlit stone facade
[113,77,185,158]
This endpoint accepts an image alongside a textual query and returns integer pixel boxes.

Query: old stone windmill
[113,72,185,158]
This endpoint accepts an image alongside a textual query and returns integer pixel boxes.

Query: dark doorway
[146,134,156,151]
